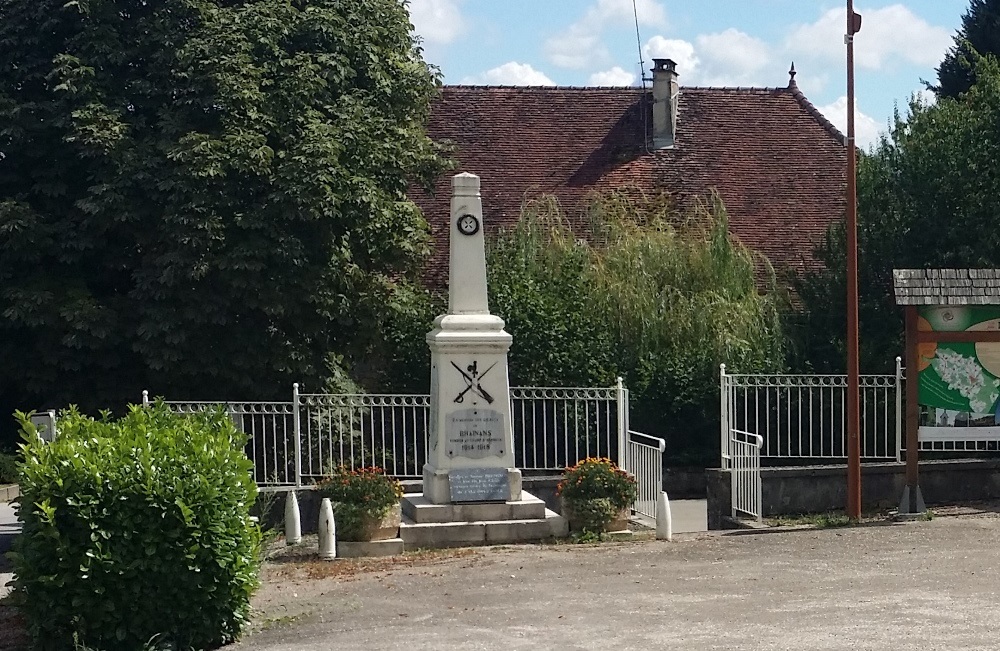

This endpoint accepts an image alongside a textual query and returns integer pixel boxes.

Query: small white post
[142,390,149,408]
[656,491,673,541]
[318,498,337,561]
[284,490,301,545]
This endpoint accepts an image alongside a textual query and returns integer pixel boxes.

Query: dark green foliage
[794,56,1000,372]
[0,451,16,483]
[10,403,261,650]
[935,0,1000,98]
[488,192,786,465]
[0,0,448,444]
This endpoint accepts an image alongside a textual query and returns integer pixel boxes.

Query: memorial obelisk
[422,172,522,504]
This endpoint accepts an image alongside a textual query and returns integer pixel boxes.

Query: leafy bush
[315,466,403,541]
[488,191,786,465]
[10,403,261,650]
[0,451,16,484]
[557,458,637,533]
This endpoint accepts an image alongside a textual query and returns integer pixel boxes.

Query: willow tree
[0,0,447,441]
[488,191,786,464]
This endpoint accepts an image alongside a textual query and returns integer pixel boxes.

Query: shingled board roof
[893,269,1000,305]
[411,78,847,286]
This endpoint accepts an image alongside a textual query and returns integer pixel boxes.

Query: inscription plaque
[449,468,510,502]
[446,408,504,459]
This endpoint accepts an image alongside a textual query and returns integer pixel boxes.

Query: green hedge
[0,451,15,484]
[10,403,261,650]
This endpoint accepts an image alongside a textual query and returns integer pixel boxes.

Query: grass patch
[767,512,854,528]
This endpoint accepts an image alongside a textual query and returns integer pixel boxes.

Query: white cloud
[816,96,883,149]
[695,29,771,86]
[546,0,667,69]
[914,88,937,106]
[462,61,556,86]
[643,37,699,78]
[409,0,466,45]
[589,66,636,86]
[643,29,771,86]
[787,5,951,71]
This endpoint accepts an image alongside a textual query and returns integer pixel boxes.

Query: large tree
[935,0,1000,98]
[794,56,1000,372]
[0,0,446,439]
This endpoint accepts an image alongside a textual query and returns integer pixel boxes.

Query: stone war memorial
[398,173,568,548]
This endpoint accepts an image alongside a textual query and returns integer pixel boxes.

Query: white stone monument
[399,173,567,548]
[423,172,521,504]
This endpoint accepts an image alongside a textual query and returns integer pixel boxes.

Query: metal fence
[720,359,903,468]
[149,380,628,486]
[730,429,763,522]
[146,392,297,487]
[510,383,626,471]
[626,430,665,520]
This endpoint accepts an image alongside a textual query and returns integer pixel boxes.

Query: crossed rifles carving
[452,360,496,404]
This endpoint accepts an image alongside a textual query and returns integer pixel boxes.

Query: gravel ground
[233,511,1000,651]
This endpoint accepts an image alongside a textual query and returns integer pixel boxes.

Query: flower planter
[561,497,630,533]
[341,503,402,542]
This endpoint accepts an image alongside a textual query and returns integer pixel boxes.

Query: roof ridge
[787,82,845,145]
[442,84,792,92]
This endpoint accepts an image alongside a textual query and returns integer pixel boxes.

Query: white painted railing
[626,430,665,520]
[720,358,903,468]
[730,429,762,522]
[510,382,624,471]
[148,380,627,486]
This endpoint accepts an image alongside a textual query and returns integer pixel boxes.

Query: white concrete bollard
[284,490,302,545]
[656,491,673,541]
[318,498,337,561]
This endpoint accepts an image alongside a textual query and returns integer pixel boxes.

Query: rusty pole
[845,0,862,520]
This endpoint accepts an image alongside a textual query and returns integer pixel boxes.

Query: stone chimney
[651,58,679,149]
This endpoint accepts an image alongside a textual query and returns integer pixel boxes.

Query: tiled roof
[411,79,847,286]
[893,269,1000,305]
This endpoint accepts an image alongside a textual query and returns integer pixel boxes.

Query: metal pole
[845,0,862,520]
[293,383,302,488]
[719,364,729,470]
[616,377,627,473]
[894,356,903,462]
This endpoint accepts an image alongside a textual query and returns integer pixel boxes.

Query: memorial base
[422,464,522,504]
[399,491,568,549]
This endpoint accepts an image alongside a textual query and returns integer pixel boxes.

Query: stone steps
[402,491,546,524]
[399,509,567,549]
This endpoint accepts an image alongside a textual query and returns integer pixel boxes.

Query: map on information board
[918,306,1000,420]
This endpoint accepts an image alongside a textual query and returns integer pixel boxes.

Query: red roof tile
[412,80,846,286]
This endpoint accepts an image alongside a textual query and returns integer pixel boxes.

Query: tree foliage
[488,191,786,464]
[935,0,1000,98]
[0,0,446,441]
[795,55,1000,372]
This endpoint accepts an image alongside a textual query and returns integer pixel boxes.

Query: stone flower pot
[341,503,402,542]
[561,497,630,534]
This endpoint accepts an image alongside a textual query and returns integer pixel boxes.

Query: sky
[407,0,971,149]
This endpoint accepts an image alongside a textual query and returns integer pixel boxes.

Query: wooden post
[901,305,924,513]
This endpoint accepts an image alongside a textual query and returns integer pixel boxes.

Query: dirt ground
[234,506,1000,651]
[7,506,1000,650]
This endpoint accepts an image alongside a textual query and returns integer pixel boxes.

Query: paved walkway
[234,513,1000,651]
